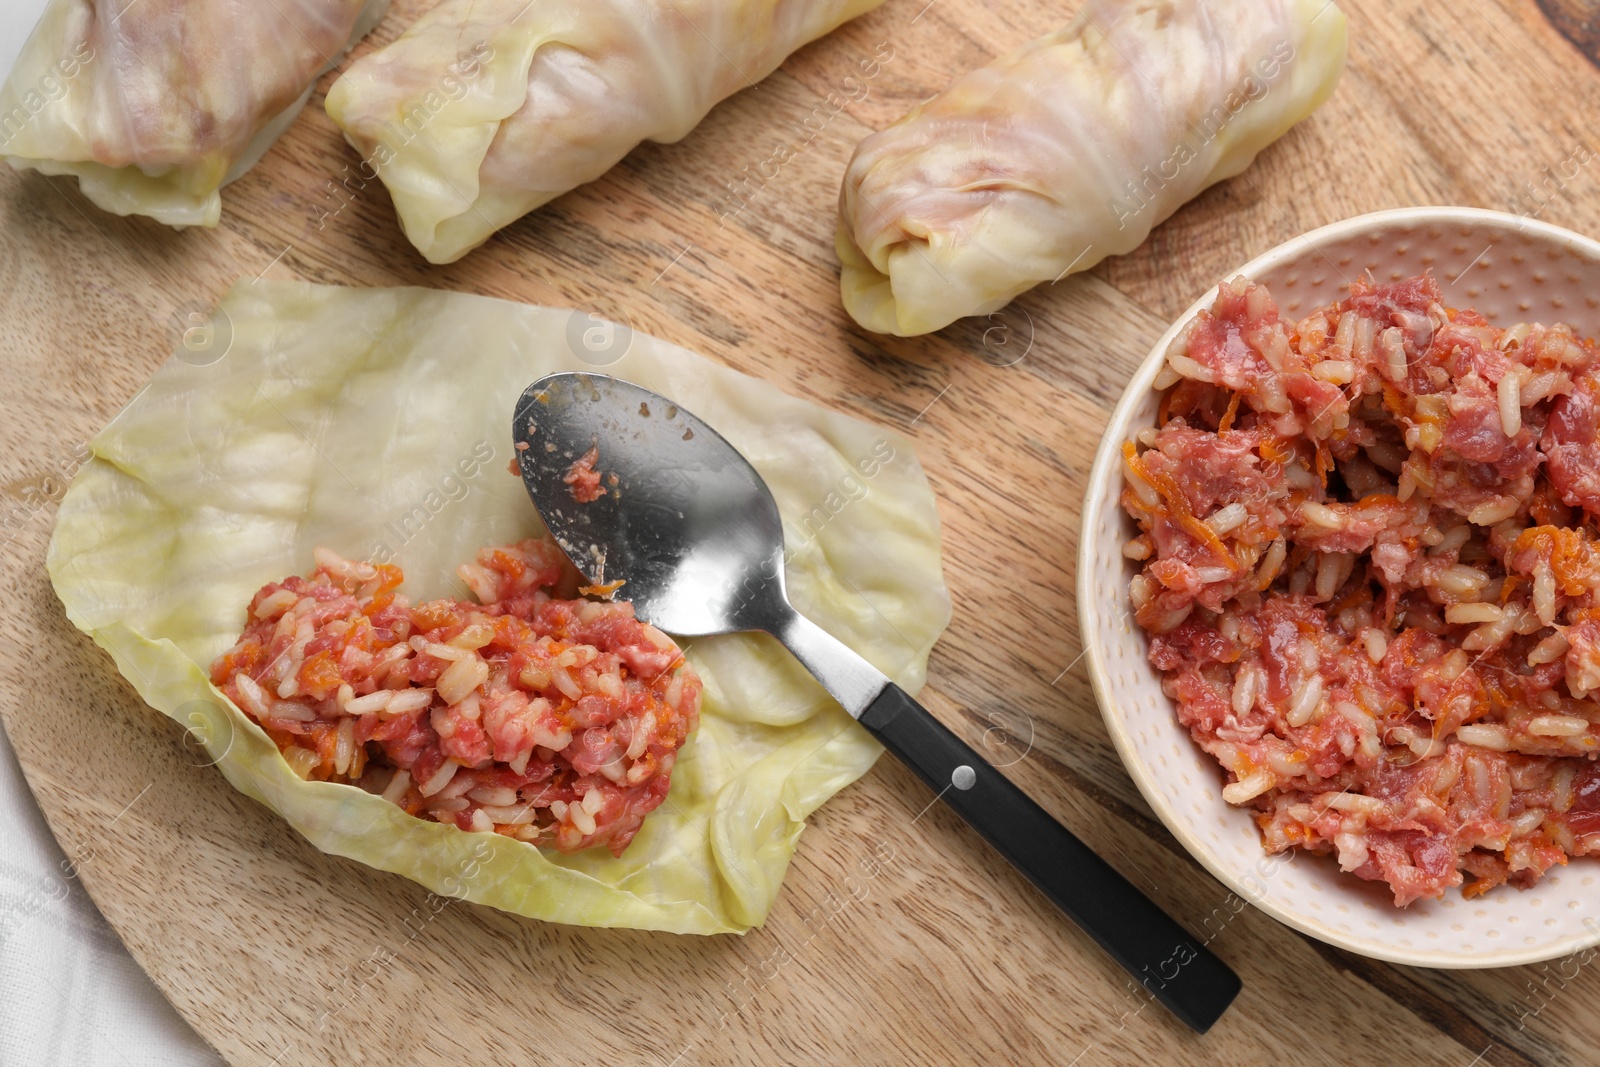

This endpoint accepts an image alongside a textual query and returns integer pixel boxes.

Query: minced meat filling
[210,538,700,856]
[1124,273,1600,905]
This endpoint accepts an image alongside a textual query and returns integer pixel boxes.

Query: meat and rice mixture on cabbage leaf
[48,279,949,933]
[1124,272,1600,905]
[211,538,700,856]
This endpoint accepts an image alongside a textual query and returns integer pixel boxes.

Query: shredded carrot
[411,600,462,630]
[1258,437,1292,464]
[1329,580,1374,614]
[1123,442,1235,567]
[1314,440,1333,489]
[1218,392,1241,433]
[299,650,344,699]
[1121,440,1143,472]
[490,548,528,580]
[580,579,627,598]
[210,640,264,681]
[1380,382,1406,417]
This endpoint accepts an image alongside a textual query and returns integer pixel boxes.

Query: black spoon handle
[859,683,1241,1034]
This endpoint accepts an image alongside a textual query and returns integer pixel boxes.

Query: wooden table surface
[5,0,1600,1063]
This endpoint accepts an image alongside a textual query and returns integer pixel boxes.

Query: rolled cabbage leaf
[836,0,1348,336]
[0,0,389,227]
[324,0,885,264]
[47,280,949,934]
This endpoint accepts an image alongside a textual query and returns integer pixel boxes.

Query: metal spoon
[512,371,1240,1033]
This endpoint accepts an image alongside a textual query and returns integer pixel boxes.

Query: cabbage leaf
[47,280,949,933]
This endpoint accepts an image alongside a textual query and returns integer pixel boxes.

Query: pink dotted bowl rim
[1079,207,1600,969]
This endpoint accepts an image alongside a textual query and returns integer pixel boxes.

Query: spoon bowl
[512,372,786,636]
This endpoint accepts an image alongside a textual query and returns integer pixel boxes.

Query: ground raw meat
[1123,273,1600,905]
[564,445,607,502]
[210,539,700,856]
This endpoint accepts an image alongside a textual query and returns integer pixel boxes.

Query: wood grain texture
[1537,0,1600,68]
[5,0,1600,1063]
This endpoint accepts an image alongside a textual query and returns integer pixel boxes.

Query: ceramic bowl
[1079,207,1600,967]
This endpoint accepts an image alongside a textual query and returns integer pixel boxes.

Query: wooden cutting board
[5,1,1600,1063]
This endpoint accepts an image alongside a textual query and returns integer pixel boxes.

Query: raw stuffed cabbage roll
[0,0,390,227]
[325,0,886,264]
[836,0,1348,336]
[47,279,949,933]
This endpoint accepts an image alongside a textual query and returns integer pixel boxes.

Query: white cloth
[0,736,223,1065]
[1,3,223,1062]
